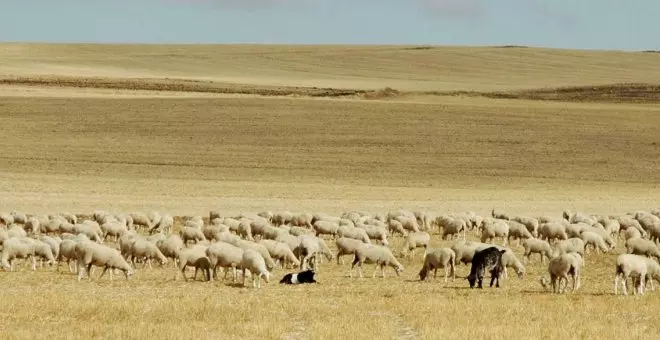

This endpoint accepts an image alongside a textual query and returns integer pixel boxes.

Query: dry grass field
[1,43,660,340]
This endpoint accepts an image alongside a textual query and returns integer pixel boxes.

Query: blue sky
[0,0,657,50]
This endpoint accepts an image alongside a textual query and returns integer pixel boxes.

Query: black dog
[280,269,317,284]
[467,247,506,288]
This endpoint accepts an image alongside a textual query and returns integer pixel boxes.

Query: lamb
[180,226,206,245]
[522,238,553,264]
[177,245,211,281]
[337,225,370,244]
[625,237,660,261]
[128,239,168,269]
[401,231,430,259]
[499,249,525,279]
[205,241,244,282]
[579,231,610,254]
[506,220,534,246]
[1,238,37,271]
[241,249,271,288]
[511,216,539,237]
[467,246,506,288]
[313,221,339,239]
[156,234,185,267]
[539,253,582,294]
[335,237,366,265]
[258,239,301,269]
[480,218,509,246]
[418,247,455,282]
[75,241,134,281]
[351,243,404,278]
[614,254,648,295]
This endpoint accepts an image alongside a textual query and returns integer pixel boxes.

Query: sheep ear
[500,250,507,254]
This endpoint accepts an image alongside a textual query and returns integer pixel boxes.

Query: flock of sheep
[1,207,660,294]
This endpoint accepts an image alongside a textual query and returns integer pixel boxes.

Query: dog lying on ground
[279,269,317,284]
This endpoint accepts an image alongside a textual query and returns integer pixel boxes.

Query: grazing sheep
[618,217,648,238]
[272,211,293,226]
[237,220,254,241]
[180,226,206,245]
[150,213,173,234]
[480,218,509,246]
[249,219,272,239]
[290,213,313,228]
[202,224,230,242]
[232,240,277,271]
[24,217,40,235]
[624,227,642,241]
[361,225,389,246]
[401,231,430,259]
[387,220,407,237]
[101,221,129,242]
[491,208,509,220]
[522,238,553,264]
[258,239,300,269]
[614,254,648,295]
[289,226,313,237]
[57,239,82,273]
[554,238,586,259]
[500,249,525,279]
[296,235,333,271]
[351,244,404,278]
[38,235,61,263]
[639,257,660,292]
[467,247,506,288]
[177,245,211,282]
[75,241,134,281]
[436,215,466,240]
[205,242,244,282]
[418,247,455,282]
[506,220,534,246]
[129,239,168,269]
[394,216,420,233]
[337,226,370,244]
[335,237,367,265]
[0,213,15,226]
[511,216,539,237]
[313,221,339,239]
[130,212,152,231]
[156,235,185,267]
[539,253,582,294]
[8,224,27,238]
[261,226,287,240]
[241,249,271,288]
[625,237,660,261]
[1,238,37,271]
[538,222,568,243]
[580,231,610,254]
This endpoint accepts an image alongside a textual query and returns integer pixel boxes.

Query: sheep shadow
[224,282,247,288]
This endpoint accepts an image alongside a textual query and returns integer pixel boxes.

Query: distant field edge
[1,76,659,103]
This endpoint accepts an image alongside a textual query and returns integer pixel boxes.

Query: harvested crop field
[0,43,659,340]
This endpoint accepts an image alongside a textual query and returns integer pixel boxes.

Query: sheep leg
[444,267,448,282]
[98,267,109,280]
[30,256,37,271]
[381,265,386,278]
[86,264,94,281]
[242,269,247,287]
[614,275,619,295]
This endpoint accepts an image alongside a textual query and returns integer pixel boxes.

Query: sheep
[491,208,509,220]
[156,234,185,267]
[130,212,152,231]
[624,227,642,241]
[0,213,15,226]
[128,239,168,269]
[522,238,553,264]
[202,224,230,242]
[296,235,333,271]
[272,211,293,226]
[289,226,313,237]
[38,235,61,263]
[149,213,173,234]
[618,216,648,238]
[147,211,162,230]
[72,223,103,243]
[24,217,40,235]
[480,218,509,246]
[451,241,485,265]
[57,239,82,273]
[57,212,78,225]
[1,238,37,271]
[499,249,525,279]
[7,224,27,238]
[539,253,582,294]
[177,245,211,281]
[241,249,271,288]
[232,239,277,271]
[223,218,241,234]
[216,230,242,245]
[511,216,539,237]
[580,231,610,255]
[205,242,244,282]
[418,247,455,282]
[118,231,140,260]
[401,231,430,259]
[639,257,660,292]
[262,226,287,240]
[75,241,134,281]
[313,221,339,239]
[566,223,589,238]
[258,239,300,269]
[361,225,389,246]
[436,215,466,240]
[335,237,366,265]
[554,238,586,259]
[249,219,272,239]
[337,225,370,244]
[351,243,404,278]
[467,247,506,288]
[387,220,407,237]
[209,210,222,222]
[237,220,254,241]
[538,222,568,243]
[394,216,420,233]
[101,221,129,242]
[625,237,660,261]
[290,213,313,228]
[180,226,206,245]
[614,254,648,295]
[506,220,534,246]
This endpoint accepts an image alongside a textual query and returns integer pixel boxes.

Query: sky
[0,0,658,50]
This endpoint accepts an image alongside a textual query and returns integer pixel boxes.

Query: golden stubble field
[0,43,660,339]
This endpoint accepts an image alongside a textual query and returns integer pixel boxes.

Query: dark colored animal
[279,269,317,284]
[467,247,506,288]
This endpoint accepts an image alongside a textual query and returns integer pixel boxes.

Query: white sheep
[351,243,404,278]
[539,253,582,294]
[418,247,455,282]
[337,225,370,244]
[625,237,660,261]
[387,220,407,237]
[150,213,173,234]
[361,225,389,246]
[75,241,134,281]
[177,245,211,281]
[205,241,244,281]
[129,239,168,269]
[491,208,509,220]
[480,218,509,246]
[258,239,300,269]
[624,227,642,241]
[313,221,339,239]
[232,239,277,271]
[156,234,185,267]
[401,231,430,259]
[180,226,206,244]
[614,254,648,295]
[579,231,610,255]
[335,237,366,265]
[1,238,37,271]
[436,215,466,240]
[522,238,553,264]
[499,249,525,279]
[241,249,271,288]
[538,222,568,243]
[506,220,534,246]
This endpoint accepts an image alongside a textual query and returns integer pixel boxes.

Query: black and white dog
[279,269,317,284]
